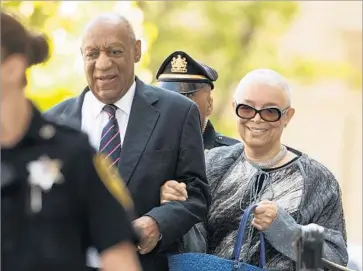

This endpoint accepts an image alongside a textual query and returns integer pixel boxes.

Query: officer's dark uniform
[203,120,239,150]
[155,50,239,150]
[1,103,136,271]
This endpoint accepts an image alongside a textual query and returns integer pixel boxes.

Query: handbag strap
[231,204,266,268]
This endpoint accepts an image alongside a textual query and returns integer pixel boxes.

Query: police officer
[1,12,141,271]
[156,50,239,150]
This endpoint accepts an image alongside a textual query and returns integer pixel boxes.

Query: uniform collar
[203,120,217,150]
[27,103,44,139]
[3,101,44,150]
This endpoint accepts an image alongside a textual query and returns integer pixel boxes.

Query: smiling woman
[161,68,349,270]
[202,69,348,270]
[233,70,294,156]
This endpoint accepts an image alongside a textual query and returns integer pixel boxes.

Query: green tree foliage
[137,1,301,122]
[135,1,361,133]
[2,1,360,134]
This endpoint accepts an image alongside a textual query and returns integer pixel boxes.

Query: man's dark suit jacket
[44,78,210,271]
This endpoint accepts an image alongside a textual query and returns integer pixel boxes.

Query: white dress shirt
[81,81,136,151]
[81,81,136,268]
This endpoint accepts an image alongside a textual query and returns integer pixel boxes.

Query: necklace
[243,145,288,169]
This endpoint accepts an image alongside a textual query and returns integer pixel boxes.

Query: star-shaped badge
[27,155,64,192]
[38,124,56,140]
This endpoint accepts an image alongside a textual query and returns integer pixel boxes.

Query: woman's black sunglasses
[235,103,289,122]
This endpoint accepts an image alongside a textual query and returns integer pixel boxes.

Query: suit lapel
[60,86,89,129]
[119,79,160,185]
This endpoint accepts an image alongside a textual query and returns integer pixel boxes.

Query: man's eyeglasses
[235,103,289,122]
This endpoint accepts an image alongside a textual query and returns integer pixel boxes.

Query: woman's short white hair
[234,69,292,106]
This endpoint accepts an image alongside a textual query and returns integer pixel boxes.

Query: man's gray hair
[234,69,292,106]
[82,13,136,43]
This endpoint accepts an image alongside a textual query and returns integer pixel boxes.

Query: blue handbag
[168,204,267,271]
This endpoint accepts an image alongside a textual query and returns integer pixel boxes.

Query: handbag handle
[231,204,266,268]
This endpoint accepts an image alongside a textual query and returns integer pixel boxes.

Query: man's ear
[134,40,142,63]
[206,96,213,117]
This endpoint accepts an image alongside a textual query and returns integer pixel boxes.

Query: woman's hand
[252,200,278,231]
[160,180,188,204]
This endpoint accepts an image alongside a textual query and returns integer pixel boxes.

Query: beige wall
[228,1,362,244]
[282,84,362,244]
[280,1,362,244]
[280,1,362,64]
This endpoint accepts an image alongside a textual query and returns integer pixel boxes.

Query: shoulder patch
[93,154,133,211]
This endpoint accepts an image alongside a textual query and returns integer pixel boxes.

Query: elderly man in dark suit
[44,13,209,271]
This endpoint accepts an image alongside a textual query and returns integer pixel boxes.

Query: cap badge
[171,55,188,73]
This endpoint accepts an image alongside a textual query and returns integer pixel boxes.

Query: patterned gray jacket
[205,143,348,268]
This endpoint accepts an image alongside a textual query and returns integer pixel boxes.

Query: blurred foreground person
[156,50,239,150]
[1,11,141,271]
[161,69,348,270]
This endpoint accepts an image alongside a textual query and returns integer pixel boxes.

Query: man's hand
[133,216,161,255]
[160,180,188,204]
[101,242,142,271]
[252,200,278,231]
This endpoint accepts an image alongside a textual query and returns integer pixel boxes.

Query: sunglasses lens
[237,104,256,119]
[260,108,281,122]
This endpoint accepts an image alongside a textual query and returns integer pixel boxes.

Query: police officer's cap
[156,51,218,94]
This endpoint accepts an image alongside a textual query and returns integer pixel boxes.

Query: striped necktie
[99,104,121,167]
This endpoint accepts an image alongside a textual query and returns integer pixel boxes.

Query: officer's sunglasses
[235,103,289,122]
